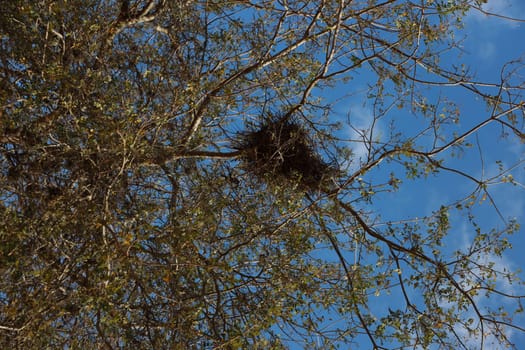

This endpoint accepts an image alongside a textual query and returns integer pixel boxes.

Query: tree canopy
[1,0,524,348]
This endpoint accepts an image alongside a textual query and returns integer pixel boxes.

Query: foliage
[1,0,524,349]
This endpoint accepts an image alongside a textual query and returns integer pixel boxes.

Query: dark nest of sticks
[233,115,338,191]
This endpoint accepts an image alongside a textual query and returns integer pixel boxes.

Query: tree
[1,0,524,348]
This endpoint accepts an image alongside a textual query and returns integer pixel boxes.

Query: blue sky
[380,2,524,347]
[454,3,525,346]
[288,1,525,348]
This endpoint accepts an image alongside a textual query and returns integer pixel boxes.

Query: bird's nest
[233,115,338,191]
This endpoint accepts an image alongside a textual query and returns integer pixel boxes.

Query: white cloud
[441,226,524,348]
[476,41,497,61]
[467,0,525,28]
[344,105,384,168]
[462,0,525,63]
